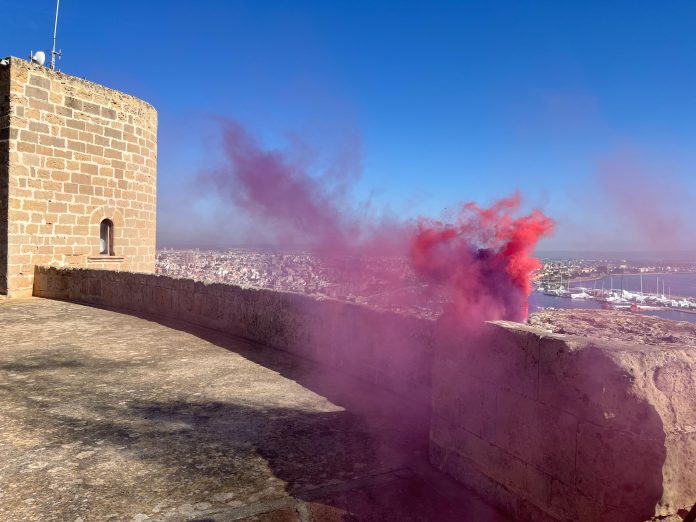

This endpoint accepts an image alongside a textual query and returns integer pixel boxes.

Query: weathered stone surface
[493,389,578,485]
[431,314,696,521]
[0,298,502,521]
[575,420,664,509]
[528,308,696,348]
[436,318,542,399]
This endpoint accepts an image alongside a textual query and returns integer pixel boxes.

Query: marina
[531,272,696,323]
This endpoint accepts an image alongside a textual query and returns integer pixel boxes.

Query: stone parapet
[33,266,696,520]
[33,266,434,405]
[430,319,696,521]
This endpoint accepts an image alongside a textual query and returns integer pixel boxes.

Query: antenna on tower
[29,0,62,69]
[50,0,61,70]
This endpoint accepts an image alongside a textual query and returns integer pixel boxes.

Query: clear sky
[4,1,696,251]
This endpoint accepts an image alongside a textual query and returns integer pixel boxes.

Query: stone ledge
[86,256,125,263]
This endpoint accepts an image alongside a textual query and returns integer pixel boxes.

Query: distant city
[536,257,696,285]
[156,248,445,318]
[156,249,696,321]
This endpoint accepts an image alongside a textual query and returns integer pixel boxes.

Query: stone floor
[0,298,503,522]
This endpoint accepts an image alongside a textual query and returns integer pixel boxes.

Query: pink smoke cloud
[411,195,553,321]
[202,118,554,323]
[596,149,688,250]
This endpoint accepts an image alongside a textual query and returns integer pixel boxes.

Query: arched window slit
[99,219,114,256]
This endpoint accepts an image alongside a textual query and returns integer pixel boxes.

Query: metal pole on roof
[50,0,60,70]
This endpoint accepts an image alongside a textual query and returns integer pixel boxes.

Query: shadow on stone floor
[0,328,503,521]
[130,310,434,452]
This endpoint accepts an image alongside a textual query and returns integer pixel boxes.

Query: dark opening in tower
[99,219,114,256]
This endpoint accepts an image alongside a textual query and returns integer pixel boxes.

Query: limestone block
[538,337,655,438]
[431,317,696,521]
[175,277,195,316]
[436,319,541,399]
[660,432,696,516]
[432,371,496,438]
[494,390,577,485]
[651,358,696,429]
[575,420,664,513]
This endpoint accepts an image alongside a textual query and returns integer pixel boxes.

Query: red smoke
[410,195,554,321]
[207,118,554,322]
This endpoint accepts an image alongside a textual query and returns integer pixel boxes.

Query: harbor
[531,273,696,323]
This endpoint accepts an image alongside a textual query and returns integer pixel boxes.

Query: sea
[529,272,696,324]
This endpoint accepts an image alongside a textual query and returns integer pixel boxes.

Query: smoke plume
[596,150,688,250]
[203,118,553,323]
[411,195,553,321]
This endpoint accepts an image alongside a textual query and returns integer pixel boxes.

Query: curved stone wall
[32,266,434,405]
[431,318,696,521]
[33,265,696,520]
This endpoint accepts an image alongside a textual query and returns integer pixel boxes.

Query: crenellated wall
[33,266,696,521]
[33,265,435,405]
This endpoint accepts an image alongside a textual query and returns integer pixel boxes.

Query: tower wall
[0,57,157,297]
[0,63,10,294]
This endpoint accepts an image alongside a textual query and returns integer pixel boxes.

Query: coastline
[534,271,696,302]
[569,271,696,284]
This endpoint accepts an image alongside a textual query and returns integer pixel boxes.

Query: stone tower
[0,57,157,297]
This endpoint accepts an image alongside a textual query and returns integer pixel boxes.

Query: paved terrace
[0,298,501,521]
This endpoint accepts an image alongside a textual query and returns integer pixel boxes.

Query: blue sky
[4,1,696,250]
